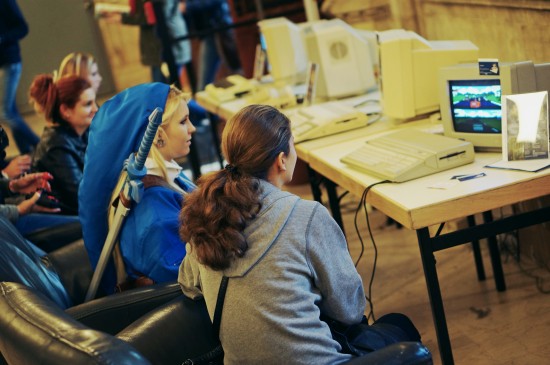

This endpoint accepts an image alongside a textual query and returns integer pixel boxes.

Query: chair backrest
[118,295,221,365]
[67,281,182,335]
[0,282,151,365]
[24,221,83,252]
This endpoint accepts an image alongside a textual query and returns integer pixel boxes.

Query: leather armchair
[0,282,151,365]
[0,282,432,365]
[24,220,83,252]
[0,215,182,334]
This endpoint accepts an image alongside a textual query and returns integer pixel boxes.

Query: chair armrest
[66,281,182,335]
[25,221,83,252]
[0,282,151,365]
[118,295,220,365]
[342,342,432,365]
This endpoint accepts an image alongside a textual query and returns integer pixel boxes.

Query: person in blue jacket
[80,83,196,293]
[0,0,40,154]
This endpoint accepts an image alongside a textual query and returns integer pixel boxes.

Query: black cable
[486,207,549,294]
[517,255,550,294]
[353,180,390,323]
[353,188,368,266]
[337,190,349,204]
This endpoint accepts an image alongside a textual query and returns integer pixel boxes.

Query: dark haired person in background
[182,0,242,90]
[0,0,40,154]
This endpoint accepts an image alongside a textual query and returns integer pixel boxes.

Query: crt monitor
[301,18,377,99]
[378,29,479,120]
[438,61,550,151]
[258,17,309,85]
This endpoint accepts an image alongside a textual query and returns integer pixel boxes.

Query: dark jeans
[0,62,39,154]
[15,212,81,237]
[0,215,71,309]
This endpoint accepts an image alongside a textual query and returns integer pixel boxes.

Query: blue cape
[79,82,170,292]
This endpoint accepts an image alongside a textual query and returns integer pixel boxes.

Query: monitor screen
[448,79,502,135]
[439,61,549,151]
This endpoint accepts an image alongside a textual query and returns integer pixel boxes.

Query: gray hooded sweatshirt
[178,180,366,365]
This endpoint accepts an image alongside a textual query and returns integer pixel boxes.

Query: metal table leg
[207,112,224,168]
[467,215,486,281]
[417,227,454,365]
[307,166,323,203]
[324,178,344,233]
[482,211,506,292]
[188,141,202,180]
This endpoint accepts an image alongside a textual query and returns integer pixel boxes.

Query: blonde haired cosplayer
[108,85,189,282]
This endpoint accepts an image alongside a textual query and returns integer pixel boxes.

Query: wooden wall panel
[96,19,151,91]
[413,0,550,62]
[320,0,419,32]
[320,0,549,63]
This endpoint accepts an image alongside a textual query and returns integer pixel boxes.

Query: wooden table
[306,132,550,364]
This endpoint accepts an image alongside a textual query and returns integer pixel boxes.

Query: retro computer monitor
[258,17,309,85]
[259,17,377,99]
[301,18,377,99]
[378,29,479,120]
[438,61,550,151]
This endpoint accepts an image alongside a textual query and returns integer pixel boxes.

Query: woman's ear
[59,104,71,120]
[277,151,287,172]
[155,126,165,141]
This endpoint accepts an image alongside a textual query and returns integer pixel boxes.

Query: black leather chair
[0,282,432,365]
[0,282,151,365]
[0,215,181,334]
[25,220,83,252]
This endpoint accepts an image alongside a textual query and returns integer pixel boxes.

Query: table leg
[467,215,486,281]
[417,227,454,365]
[482,211,506,292]
[324,178,344,233]
[307,166,323,203]
[188,141,202,180]
[207,112,224,167]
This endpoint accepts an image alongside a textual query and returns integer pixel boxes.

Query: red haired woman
[29,74,98,214]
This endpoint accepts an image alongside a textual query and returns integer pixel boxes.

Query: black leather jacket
[32,125,88,215]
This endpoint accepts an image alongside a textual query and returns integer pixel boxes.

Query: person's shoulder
[294,196,320,212]
[284,195,327,224]
[42,126,67,141]
[41,127,79,150]
[294,198,335,229]
[141,184,183,207]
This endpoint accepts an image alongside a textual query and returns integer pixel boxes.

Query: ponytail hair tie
[225,164,238,174]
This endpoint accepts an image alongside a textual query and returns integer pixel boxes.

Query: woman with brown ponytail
[179,104,369,364]
[29,74,97,215]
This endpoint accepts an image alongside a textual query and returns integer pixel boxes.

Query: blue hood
[79,82,170,292]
